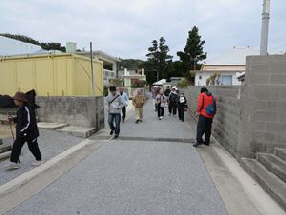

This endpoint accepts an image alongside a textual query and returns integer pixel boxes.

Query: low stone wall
[36,96,105,131]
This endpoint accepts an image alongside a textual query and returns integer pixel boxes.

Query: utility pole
[260,0,271,55]
[90,42,95,96]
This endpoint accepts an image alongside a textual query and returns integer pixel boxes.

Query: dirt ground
[0,124,15,139]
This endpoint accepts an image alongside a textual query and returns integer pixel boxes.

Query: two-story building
[75,50,120,86]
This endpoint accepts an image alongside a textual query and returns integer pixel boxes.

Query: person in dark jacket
[168,87,178,116]
[5,92,44,170]
[177,92,187,122]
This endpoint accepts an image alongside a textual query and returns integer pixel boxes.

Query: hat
[172,86,176,89]
[12,92,28,102]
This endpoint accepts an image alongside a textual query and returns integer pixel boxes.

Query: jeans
[108,113,121,135]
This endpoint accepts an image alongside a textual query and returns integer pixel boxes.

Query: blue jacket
[120,92,129,107]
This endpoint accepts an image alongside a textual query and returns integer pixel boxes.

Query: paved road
[0,129,83,186]
[5,97,228,215]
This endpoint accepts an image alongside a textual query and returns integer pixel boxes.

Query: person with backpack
[193,87,216,147]
[106,86,124,139]
[5,92,44,170]
[164,86,171,97]
[168,86,178,116]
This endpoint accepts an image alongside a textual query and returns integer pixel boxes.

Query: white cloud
[0,0,285,59]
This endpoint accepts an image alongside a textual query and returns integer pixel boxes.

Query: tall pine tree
[145,37,172,84]
[177,26,206,82]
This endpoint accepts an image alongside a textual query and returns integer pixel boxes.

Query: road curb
[92,135,196,143]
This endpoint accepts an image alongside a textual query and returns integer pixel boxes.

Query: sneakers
[5,162,20,170]
[193,143,202,147]
[110,129,114,135]
[31,160,45,167]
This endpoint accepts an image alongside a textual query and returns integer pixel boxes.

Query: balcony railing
[103,69,115,80]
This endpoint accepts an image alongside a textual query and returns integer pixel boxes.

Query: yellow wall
[0,54,103,96]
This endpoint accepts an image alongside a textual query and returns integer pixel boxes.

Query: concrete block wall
[184,55,286,160]
[240,55,286,157]
[36,96,105,131]
[184,86,242,158]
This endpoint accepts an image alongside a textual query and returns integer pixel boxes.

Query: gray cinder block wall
[184,55,286,160]
[184,86,242,158]
[36,96,105,131]
[239,55,286,158]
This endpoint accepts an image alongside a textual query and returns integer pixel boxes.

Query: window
[221,75,232,85]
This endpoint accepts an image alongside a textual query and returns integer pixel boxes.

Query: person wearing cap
[193,87,217,147]
[168,86,178,116]
[5,92,44,170]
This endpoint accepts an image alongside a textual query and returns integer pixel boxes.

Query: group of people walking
[106,86,145,138]
[152,85,217,147]
[5,85,216,170]
[152,86,187,122]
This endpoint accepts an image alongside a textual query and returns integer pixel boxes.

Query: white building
[195,46,259,86]
[0,35,62,57]
[123,68,146,98]
[76,50,120,86]
[0,35,43,56]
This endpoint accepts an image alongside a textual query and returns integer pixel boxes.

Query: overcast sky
[1,0,286,61]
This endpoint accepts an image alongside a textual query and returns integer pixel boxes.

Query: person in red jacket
[193,87,216,147]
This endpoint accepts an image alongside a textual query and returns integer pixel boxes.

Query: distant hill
[118,59,144,70]
[0,33,66,52]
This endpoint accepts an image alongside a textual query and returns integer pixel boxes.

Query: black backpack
[169,93,177,103]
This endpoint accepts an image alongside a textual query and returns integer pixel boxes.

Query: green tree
[118,59,144,70]
[177,26,206,82]
[40,42,66,52]
[144,37,173,85]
